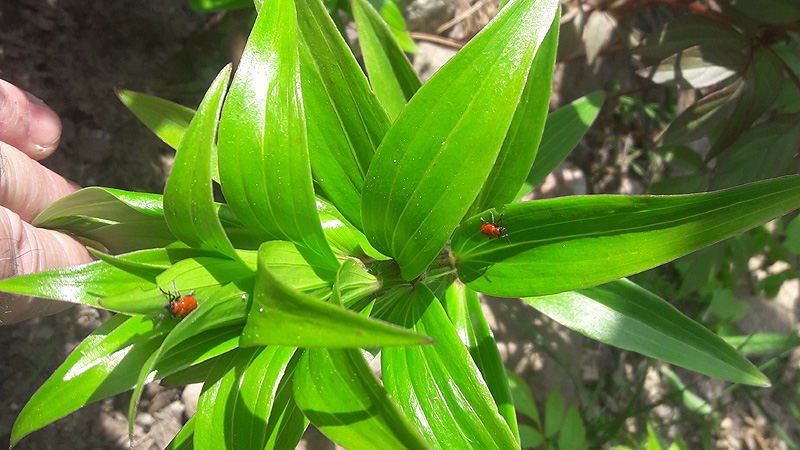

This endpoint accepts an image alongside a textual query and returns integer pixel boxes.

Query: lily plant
[4,0,799,448]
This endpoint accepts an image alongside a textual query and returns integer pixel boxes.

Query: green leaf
[11,315,171,446]
[33,187,177,254]
[115,89,196,151]
[638,45,745,89]
[557,405,586,450]
[352,0,421,120]
[100,252,257,316]
[361,0,560,280]
[660,79,741,147]
[377,284,518,449]
[633,15,747,61]
[295,348,431,449]
[722,333,800,355]
[295,0,392,228]
[218,0,338,274]
[190,0,253,12]
[521,90,604,196]
[165,64,239,261]
[0,249,177,307]
[165,417,195,450]
[524,279,770,386]
[454,175,800,297]
[242,243,433,348]
[505,370,539,425]
[727,0,800,24]
[442,283,518,442]
[468,7,559,216]
[194,346,305,450]
[543,386,563,438]
[706,47,785,162]
[710,114,800,189]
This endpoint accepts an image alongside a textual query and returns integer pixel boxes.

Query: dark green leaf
[352,0,421,120]
[634,15,747,61]
[727,0,800,24]
[660,79,742,147]
[361,0,560,280]
[468,7,559,216]
[377,285,518,449]
[454,175,800,297]
[543,386,563,438]
[525,279,769,386]
[218,0,338,274]
[706,47,785,162]
[710,114,800,189]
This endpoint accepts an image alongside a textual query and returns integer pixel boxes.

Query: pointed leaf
[218,0,338,274]
[454,175,800,297]
[521,90,604,194]
[468,7,559,216]
[194,346,303,450]
[165,65,239,261]
[242,243,433,348]
[295,0,392,228]
[295,348,431,449]
[11,315,171,446]
[377,285,518,449]
[361,0,560,280]
[442,283,518,442]
[116,89,196,151]
[525,279,769,386]
[638,45,745,89]
[352,0,421,120]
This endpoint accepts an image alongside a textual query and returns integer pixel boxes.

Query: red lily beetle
[160,281,197,318]
[480,211,510,242]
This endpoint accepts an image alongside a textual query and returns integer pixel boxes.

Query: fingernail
[26,94,61,155]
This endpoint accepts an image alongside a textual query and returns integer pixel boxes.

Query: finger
[0,79,62,160]
[0,142,79,222]
[0,206,93,325]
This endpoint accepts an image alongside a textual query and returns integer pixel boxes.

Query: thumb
[0,207,93,325]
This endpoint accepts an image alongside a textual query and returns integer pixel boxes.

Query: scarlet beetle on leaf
[480,211,510,242]
[160,281,197,318]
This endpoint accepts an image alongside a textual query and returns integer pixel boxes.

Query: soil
[0,2,236,449]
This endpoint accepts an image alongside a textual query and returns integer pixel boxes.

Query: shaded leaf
[638,45,745,89]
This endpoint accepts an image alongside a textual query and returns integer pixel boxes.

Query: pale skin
[0,79,93,325]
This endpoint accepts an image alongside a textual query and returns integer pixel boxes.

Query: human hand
[0,79,93,325]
